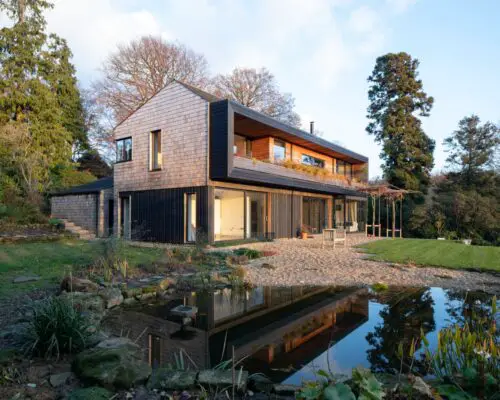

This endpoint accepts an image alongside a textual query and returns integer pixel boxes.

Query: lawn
[0,239,163,298]
[358,239,500,271]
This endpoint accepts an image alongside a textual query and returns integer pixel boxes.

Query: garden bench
[322,228,346,249]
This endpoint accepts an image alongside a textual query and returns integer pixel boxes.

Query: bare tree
[210,67,301,127]
[93,36,210,123]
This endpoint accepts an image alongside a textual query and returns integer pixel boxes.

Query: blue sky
[3,0,499,178]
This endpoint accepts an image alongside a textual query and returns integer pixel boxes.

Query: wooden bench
[322,228,347,249]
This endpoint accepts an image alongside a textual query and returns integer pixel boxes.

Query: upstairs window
[234,134,252,157]
[302,154,325,168]
[150,130,162,170]
[336,160,353,179]
[273,139,286,161]
[116,137,132,162]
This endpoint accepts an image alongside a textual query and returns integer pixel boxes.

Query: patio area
[240,234,500,292]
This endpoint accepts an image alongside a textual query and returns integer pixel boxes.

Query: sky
[2,0,500,178]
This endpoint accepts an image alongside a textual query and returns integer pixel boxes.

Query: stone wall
[51,194,98,234]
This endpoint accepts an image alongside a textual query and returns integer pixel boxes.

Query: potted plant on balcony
[300,225,309,239]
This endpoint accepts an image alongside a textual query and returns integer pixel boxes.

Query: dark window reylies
[302,154,325,168]
[116,137,132,162]
[273,139,286,160]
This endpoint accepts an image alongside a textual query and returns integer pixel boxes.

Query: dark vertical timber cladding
[210,100,230,179]
[130,186,209,243]
[271,193,302,238]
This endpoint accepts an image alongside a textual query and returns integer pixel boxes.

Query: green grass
[0,239,163,298]
[358,239,500,271]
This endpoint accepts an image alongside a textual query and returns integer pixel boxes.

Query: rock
[13,275,40,283]
[49,372,73,387]
[273,384,300,395]
[73,337,151,389]
[249,374,274,393]
[136,292,156,301]
[59,291,105,326]
[123,287,142,298]
[99,287,124,308]
[412,376,434,399]
[0,322,29,341]
[261,263,276,270]
[86,331,109,347]
[158,278,173,291]
[134,386,153,400]
[147,369,197,390]
[198,370,248,390]
[67,387,113,400]
[123,297,138,305]
[60,276,98,293]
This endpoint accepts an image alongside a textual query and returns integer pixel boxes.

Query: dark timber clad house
[52,81,369,243]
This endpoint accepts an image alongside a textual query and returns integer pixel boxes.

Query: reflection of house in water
[103,286,368,381]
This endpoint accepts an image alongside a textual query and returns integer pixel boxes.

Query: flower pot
[301,232,308,240]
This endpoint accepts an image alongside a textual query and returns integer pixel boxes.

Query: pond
[104,285,498,385]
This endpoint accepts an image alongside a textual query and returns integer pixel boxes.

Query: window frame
[116,137,132,163]
[273,139,286,161]
[149,130,162,171]
[301,154,325,168]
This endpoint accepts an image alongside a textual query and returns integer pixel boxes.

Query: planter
[300,232,308,240]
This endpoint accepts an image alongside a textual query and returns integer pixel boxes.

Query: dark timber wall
[271,193,302,238]
[128,186,209,243]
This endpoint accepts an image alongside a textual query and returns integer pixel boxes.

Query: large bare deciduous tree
[210,67,301,128]
[93,36,210,123]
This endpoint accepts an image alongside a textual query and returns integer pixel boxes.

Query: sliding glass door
[214,188,267,241]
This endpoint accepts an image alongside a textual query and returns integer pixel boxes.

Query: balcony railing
[233,156,367,190]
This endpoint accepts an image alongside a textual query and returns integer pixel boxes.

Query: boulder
[198,370,248,391]
[99,287,124,309]
[73,337,151,389]
[59,291,105,326]
[67,387,113,400]
[13,275,40,283]
[60,276,99,293]
[49,371,73,387]
[147,369,197,390]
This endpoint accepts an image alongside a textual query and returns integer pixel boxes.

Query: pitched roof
[51,176,113,196]
[176,81,221,103]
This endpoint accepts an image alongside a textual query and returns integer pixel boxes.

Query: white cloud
[45,0,163,81]
[348,6,379,34]
[385,0,418,14]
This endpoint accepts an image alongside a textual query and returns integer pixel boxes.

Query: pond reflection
[103,285,498,384]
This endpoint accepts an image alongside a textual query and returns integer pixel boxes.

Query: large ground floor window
[334,198,367,232]
[214,188,267,241]
[302,197,328,234]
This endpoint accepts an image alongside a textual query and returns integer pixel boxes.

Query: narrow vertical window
[116,137,132,162]
[186,193,197,242]
[150,130,162,170]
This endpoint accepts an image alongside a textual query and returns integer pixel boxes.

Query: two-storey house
[52,81,368,243]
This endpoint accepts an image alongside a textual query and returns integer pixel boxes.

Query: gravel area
[239,234,500,293]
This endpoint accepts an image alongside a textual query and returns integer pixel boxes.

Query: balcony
[233,156,367,192]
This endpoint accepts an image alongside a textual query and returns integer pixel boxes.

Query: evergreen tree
[443,115,499,186]
[367,52,435,193]
[0,0,88,200]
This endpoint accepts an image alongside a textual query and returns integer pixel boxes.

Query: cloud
[385,0,418,14]
[45,0,163,81]
[348,6,379,34]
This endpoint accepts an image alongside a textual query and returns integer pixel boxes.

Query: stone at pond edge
[60,276,99,293]
[411,376,434,399]
[68,387,113,400]
[198,370,248,390]
[49,371,73,387]
[73,337,151,389]
[99,287,124,308]
[261,263,276,270]
[147,369,197,390]
[13,275,41,283]
[273,384,300,395]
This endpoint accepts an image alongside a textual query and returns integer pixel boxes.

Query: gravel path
[239,235,500,293]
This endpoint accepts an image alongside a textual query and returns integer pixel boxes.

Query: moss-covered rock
[73,338,151,389]
[67,387,113,400]
[147,369,198,390]
[198,369,248,390]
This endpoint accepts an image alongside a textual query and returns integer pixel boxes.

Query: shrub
[48,217,65,230]
[21,296,92,359]
[234,248,262,260]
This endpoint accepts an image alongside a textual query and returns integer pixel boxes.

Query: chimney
[310,121,314,134]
